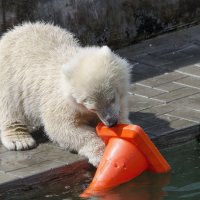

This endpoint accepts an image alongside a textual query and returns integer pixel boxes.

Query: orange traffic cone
[81,123,171,198]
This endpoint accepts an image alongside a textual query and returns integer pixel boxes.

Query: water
[1,140,200,200]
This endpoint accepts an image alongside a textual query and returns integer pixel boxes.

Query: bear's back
[0,22,79,122]
[0,22,79,68]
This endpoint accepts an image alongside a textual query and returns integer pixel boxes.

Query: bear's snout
[106,117,118,127]
[97,107,118,127]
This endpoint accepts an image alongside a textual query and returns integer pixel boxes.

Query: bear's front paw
[88,151,104,167]
[79,140,105,167]
[1,131,36,151]
[89,142,105,167]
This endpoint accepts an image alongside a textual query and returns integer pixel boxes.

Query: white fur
[0,22,131,166]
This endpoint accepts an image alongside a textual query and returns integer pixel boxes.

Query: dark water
[1,140,200,200]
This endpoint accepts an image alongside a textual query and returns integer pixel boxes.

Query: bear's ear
[101,45,111,56]
[62,63,73,78]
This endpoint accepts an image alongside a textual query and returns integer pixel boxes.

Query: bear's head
[62,46,131,127]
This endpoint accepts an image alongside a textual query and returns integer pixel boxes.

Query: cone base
[81,138,148,197]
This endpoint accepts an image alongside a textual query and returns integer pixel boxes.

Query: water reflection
[96,172,171,200]
[88,140,200,200]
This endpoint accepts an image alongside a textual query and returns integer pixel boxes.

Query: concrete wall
[0,0,200,48]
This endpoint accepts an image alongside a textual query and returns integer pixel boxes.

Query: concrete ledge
[0,160,90,193]
[152,124,200,149]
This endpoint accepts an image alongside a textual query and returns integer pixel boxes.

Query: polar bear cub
[0,22,131,166]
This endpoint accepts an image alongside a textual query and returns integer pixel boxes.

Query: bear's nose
[106,118,118,127]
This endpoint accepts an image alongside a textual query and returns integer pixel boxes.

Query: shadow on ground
[31,127,49,144]
[129,112,174,136]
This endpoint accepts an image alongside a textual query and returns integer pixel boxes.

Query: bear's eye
[82,98,93,104]
[82,98,88,103]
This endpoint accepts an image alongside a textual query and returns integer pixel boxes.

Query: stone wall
[0,0,200,48]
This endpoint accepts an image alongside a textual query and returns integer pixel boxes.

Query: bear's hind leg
[1,122,36,150]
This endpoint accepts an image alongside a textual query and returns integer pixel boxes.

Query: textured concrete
[1,24,200,192]
[1,0,200,48]
[118,24,200,146]
[0,141,88,191]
